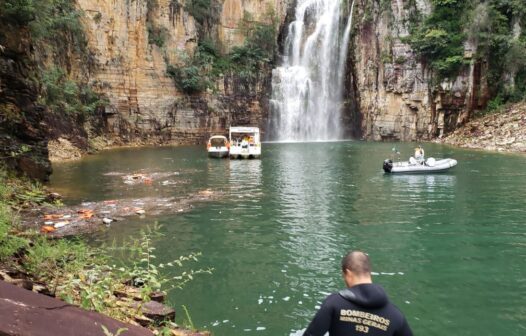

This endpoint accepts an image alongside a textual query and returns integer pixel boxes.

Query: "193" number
[355,325,369,333]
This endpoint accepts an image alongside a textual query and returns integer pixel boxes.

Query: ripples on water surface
[49,142,526,335]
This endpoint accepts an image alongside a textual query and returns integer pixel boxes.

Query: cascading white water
[269,0,355,142]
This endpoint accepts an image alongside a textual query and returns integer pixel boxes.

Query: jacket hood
[339,283,388,309]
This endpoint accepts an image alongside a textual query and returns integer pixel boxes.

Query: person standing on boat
[303,251,413,336]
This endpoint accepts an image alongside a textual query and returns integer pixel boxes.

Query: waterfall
[269,0,355,142]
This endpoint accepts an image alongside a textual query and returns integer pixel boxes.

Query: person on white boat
[414,146,425,164]
[241,136,249,148]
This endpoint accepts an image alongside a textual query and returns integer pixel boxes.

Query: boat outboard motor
[383,159,393,173]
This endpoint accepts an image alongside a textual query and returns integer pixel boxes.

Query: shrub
[0,168,29,262]
[0,203,28,261]
[395,56,407,64]
[167,64,208,94]
[184,0,221,26]
[407,0,469,80]
[0,0,36,25]
[167,6,277,93]
[147,22,169,48]
[486,95,505,112]
[93,12,102,23]
[41,67,107,116]
[22,224,212,323]
[408,0,526,103]
[24,237,90,286]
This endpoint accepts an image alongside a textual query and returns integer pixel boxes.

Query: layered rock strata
[77,0,288,144]
[351,0,489,141]
[0,23,52,180]
[440,102,526,153]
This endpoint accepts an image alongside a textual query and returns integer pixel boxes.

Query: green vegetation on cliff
[472,1,526,106]
[1,0,86,51]
[167,9,277,94]
[407,0,470,79]
[407,0,526,107]
[40,67,107,119]
[0,0,106,118]
[184,0,221,28]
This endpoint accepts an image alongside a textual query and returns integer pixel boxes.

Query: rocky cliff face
[441,101,526,153]
[2,0,521,181]
[77,0,289,144]
[350,0,489,141]
[0,22,52,180]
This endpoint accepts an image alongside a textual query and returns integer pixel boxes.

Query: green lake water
[49,142,526,335]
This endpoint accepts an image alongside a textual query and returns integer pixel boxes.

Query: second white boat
[383,157,457,173]
[207,135,229,158]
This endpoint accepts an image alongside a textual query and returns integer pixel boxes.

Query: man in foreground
[303,251,413,336]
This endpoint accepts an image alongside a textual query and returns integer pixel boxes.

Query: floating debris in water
[103,172,125,176]
[41,225,55,233]
[54,221,70,228]
[25,189,224,237]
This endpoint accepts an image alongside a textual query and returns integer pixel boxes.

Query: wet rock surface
[1,267,207,335]
[0,280,153,336]
[440,103,526,153]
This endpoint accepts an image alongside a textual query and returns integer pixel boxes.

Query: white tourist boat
[229,127,261,159]
[207,135,229,158]
[383,157,458,174]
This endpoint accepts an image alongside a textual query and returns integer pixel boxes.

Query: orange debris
[41,225,56,233]
[43,214,63,220]
[77,209,94,219]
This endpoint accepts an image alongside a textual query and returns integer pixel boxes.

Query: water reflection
[228,159,262,183]
[49,143,526,336]
[270,143,345,287]
[390,174,457,191]
[228,159,262,199]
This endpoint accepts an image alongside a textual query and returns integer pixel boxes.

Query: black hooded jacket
[303,284,413,336]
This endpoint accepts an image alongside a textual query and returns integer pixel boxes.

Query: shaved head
[341,251,371,276]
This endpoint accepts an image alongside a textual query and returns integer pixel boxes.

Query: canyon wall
[3,0,520,180]
[77,0,289,144]
[0,22,52,180]
[350,0,489,141]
